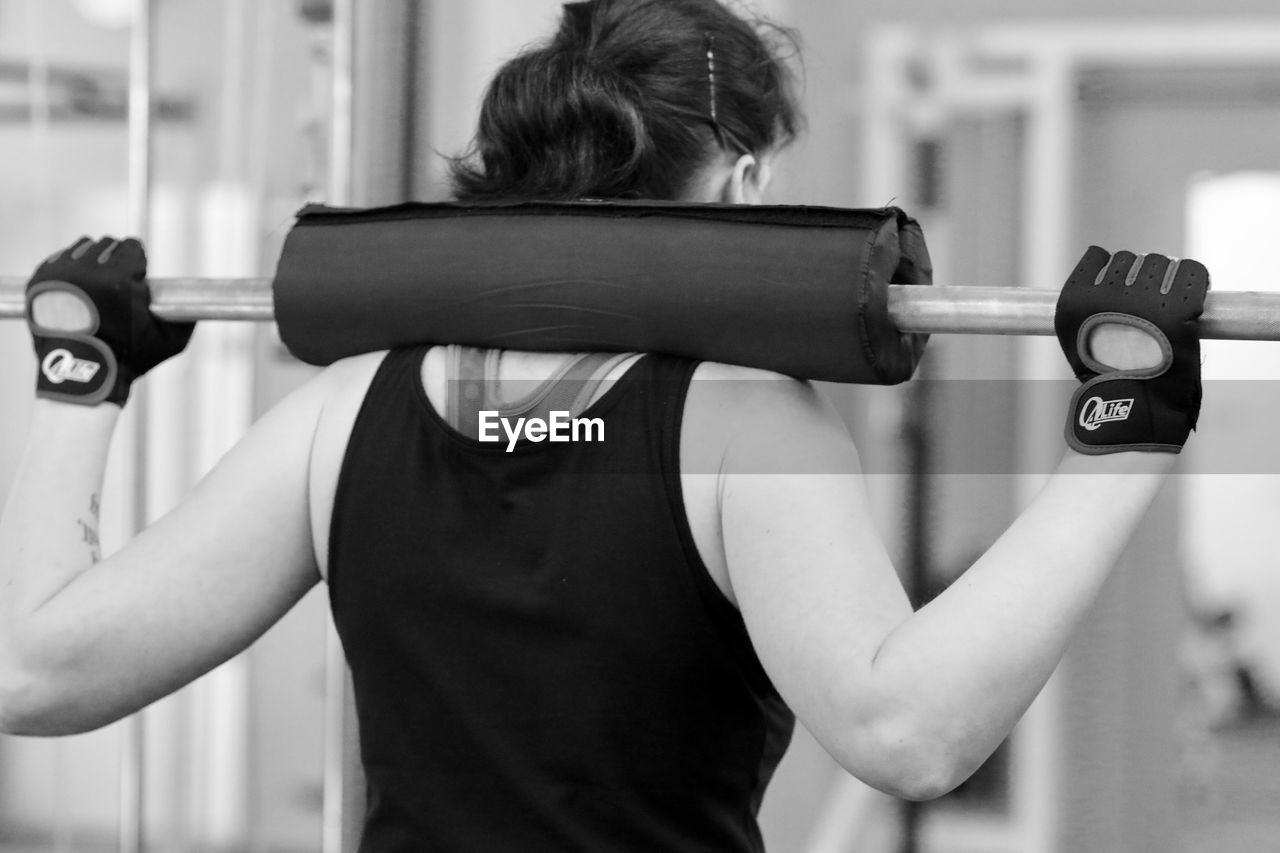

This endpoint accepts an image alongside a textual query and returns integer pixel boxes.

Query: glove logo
[41,348,102,385]
[1079,396,1133,432]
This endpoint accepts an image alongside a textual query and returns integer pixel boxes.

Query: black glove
[26,236,195,406]
[1055,246,1208,454]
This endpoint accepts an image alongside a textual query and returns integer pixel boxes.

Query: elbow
[0,639,88,737]
[874,732,966,803]
[0,679,93,738]
[831,716,974,803]
[0,644,36,735]
[887,765,962,803]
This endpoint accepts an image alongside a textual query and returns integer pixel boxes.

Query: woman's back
[316,347,794,851]
[304,4,809,836]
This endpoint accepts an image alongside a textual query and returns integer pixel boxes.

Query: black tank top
[329,348,795,853]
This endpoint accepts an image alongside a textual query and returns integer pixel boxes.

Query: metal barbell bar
[0,277,275,322]
[2,276,1280,339]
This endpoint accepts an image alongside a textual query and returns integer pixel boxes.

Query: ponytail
[450,0,802,202]
[452,50,652,201]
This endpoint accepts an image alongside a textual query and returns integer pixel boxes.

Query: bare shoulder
[685,360,858,474]
[309,351,390,580]
[312,350,388,394]
[690,360,797,383]
[690,360,835,416]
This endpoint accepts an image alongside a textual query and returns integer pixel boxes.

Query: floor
[1183,713,1280,853]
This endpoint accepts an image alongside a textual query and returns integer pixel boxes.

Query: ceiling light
[71,0,136,29]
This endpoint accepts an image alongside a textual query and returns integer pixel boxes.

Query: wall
[785,1,1280,208]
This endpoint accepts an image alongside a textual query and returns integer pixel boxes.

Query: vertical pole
[899,371,931,853]
[321,3,421,846]
[322,2,356,850]
[859,24,915,575]
[23,1,75,850]
[128,0,154,244]
[329,0,354,207]
[120,0,154,851]
[1010,54,1074,853]
[21,0,55,245]
[862,28,925,851]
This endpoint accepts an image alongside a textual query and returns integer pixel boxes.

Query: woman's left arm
[0,373,331,736]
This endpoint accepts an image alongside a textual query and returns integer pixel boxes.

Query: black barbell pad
[273,200,933,384]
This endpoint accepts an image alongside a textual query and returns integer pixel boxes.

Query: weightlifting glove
[1055,246,1208,454]
[26,236,195,406]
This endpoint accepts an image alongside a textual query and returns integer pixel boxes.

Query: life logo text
[1078,396,1134,432]
[41,349,101,385]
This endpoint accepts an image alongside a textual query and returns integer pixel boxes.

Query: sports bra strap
[444,346,633,439]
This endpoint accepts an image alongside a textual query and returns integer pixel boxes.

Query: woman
[0,1,1198,851]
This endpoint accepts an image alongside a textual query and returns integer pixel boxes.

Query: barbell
[3,201,1278,385]
[2,277,1278,340]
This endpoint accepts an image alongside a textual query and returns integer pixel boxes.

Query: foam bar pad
[273,200,933,384]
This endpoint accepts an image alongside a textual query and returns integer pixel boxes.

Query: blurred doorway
[858,18,1280,853]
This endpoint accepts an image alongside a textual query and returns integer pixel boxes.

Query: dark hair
[449,0,803,202]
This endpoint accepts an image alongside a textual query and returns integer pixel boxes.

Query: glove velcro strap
[1066,375,1190,455]
[33,335,118,406]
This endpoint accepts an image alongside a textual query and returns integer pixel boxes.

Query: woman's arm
[715,378,1171,801]
[0,373,332,735]
[717,248,1204,800]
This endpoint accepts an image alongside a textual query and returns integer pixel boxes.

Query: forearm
[866,448,1173,784]
[0,400,120,625]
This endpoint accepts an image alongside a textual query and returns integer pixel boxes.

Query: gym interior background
[2,0,1280,851]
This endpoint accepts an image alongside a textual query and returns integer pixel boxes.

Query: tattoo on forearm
[78,493,102,563]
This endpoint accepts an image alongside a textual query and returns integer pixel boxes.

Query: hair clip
[705,34,720,126]
[705,33,734,150]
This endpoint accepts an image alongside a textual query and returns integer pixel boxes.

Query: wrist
[30,397,123,430]
[1058,447,1177,476]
